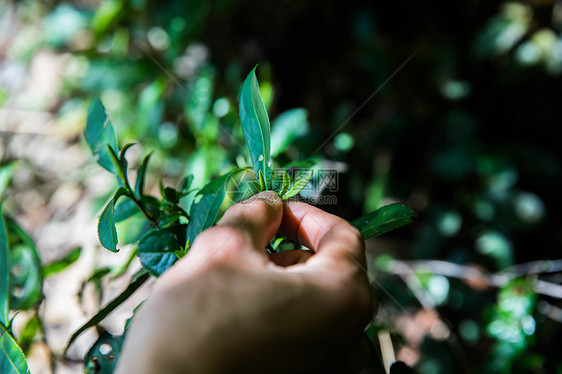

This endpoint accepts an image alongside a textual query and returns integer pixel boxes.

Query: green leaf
[178,175,194,197]
[84,331,125,374]
[277,171,291,197]
[0,206,8,326]
[3,218,42,311]
[84,98,118,174]
[138,226,185,276]
[0,162,17,198]
[351,203,417,240]
[98,188,128,252]
[271,108,309,157]
[41,247,81,277]
[186,168,244,245]
[18,316,40,354]
[239,67,272,188]
[134,153,152,199]
[0,321,29,374]
[389,361,418,374]
[64,271,149,356]
[7,245,41,311]
[282,169,313,200]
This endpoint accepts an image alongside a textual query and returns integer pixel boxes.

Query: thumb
[218,191,283,250]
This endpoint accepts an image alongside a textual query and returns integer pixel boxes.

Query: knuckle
[192,226,249,263]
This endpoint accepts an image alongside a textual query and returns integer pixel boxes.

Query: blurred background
[1,0,562,373]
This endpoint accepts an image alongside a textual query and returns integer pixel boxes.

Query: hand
[116,191,374,374]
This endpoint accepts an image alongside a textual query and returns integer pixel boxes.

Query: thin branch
[386,259,562,299]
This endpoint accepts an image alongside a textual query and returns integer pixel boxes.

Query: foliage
[2,0,562,372]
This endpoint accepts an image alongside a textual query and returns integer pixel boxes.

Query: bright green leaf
[282,169,313,200]
[239,67,272,188]
[18,316,40,354]
[271,108,309,157]
[41,247,81,277]
[0,162,17,198]
[98,188,128,252]
[0,321,29,374]
[351,203,416,239]
[84,98,118,174]
[0,206,8,326]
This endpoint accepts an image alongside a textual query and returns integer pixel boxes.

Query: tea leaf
[84,98,118,174]
[138,226,185,276]
[186,168,244,245]
[0,206,8,326]
[64,270,149,356]
[271,108,309,157]
[278,171,290,196]
[84,331,125,374]
[351,203,416,239]
[0,320,29,374]
[4,218,42,310]
[98,188,128,252]
[134,153,152,199]
[41,247,82,277]
[239,67,271,188]
[282,169,313,200]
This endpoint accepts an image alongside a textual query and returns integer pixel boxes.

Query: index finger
[279,201,366,268]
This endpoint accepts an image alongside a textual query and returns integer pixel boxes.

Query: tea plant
[2,68,415,373]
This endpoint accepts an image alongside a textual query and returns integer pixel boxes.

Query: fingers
[279,201,366,268]
[268,249,314,267]
[218,191,283,249]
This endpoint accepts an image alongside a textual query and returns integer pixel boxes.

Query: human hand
[116,191,374,374]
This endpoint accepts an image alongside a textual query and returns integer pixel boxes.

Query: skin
[116,191,374,373]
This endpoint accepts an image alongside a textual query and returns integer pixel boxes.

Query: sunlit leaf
[0,207,8,326]
[65,270,149,356]
[352,203,416,239]
[282,169,313,200]
[0,321,29,374]
[41,247,82,277]
[239,67,272,188]
[85,98,118,174]
[0,162,17,198]
[18,316,40,354]
[271,108,309,157]
[98,188,128,252]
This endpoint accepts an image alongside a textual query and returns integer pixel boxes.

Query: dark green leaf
[84,331,125,374]
[98,188,128,252]
[41,247,81,277]
[239,67,272,188]
[282,169,313,200]
[178,175,194,196]
[8,245,41,311]
[138,226,185,276]
[113,198,140,223]
[389,361,418,374]
[134,153,152,199]
[186,168,244,245]
[271,108,309,157]
[0,321,29,374]
[84,98,118,174]
[351,203,417,240]
[3,218,42,310]
[0,206,8,326]
[64,271,149,356]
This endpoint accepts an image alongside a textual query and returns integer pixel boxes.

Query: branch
[385,259,562,299]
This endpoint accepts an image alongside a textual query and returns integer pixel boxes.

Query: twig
[386,259,562,299]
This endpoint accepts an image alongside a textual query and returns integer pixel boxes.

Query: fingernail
[253,191,281,205]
